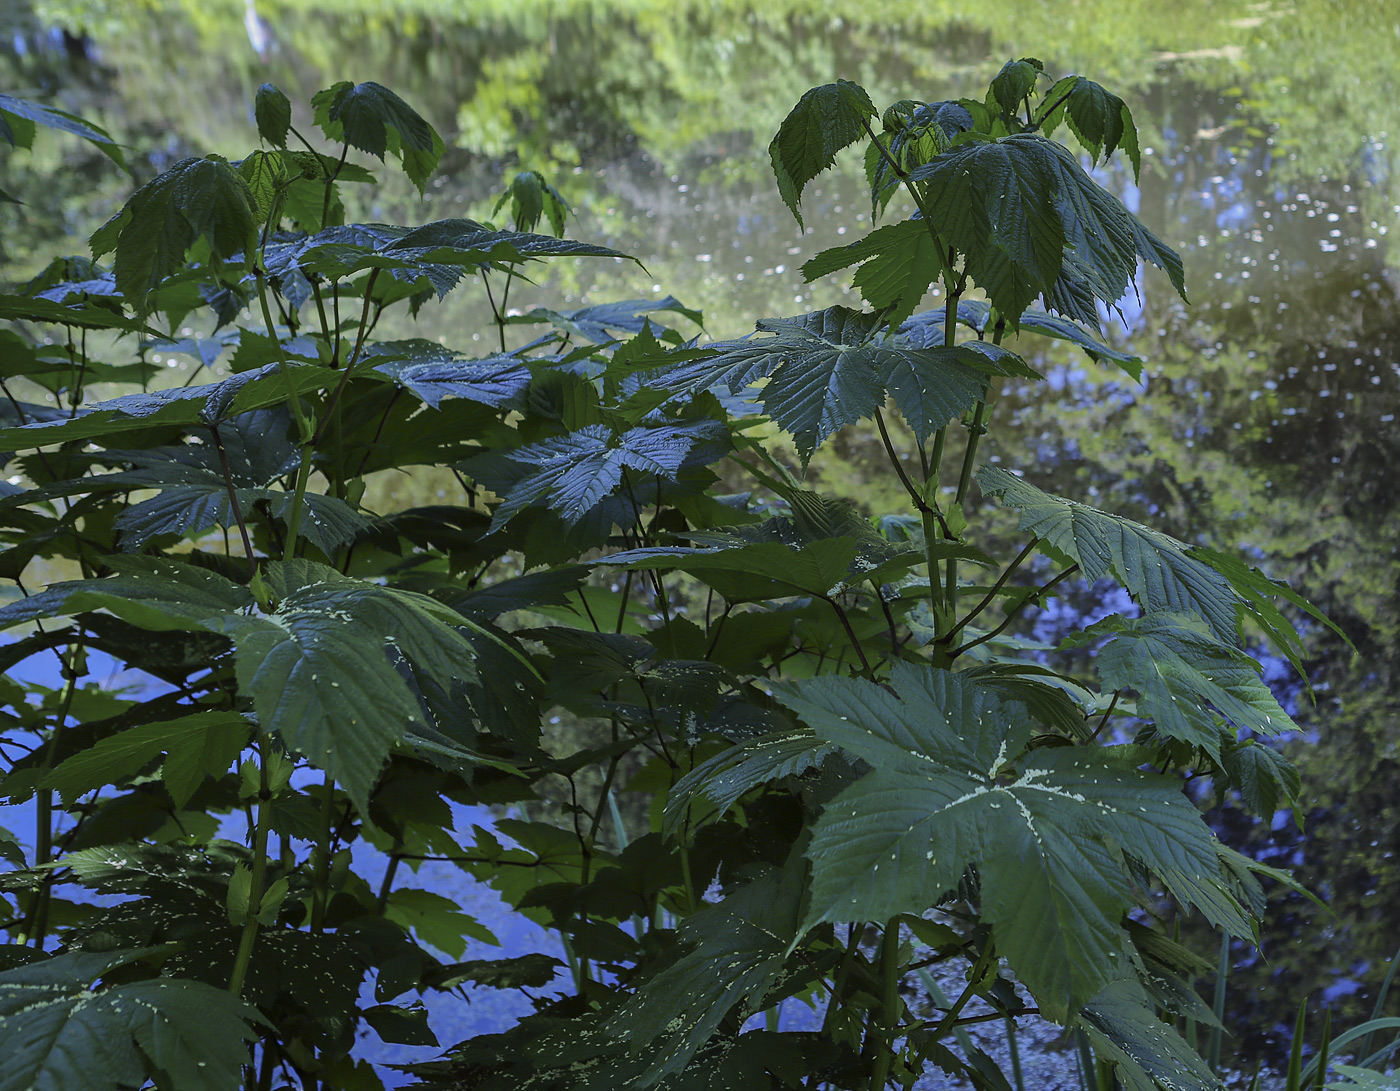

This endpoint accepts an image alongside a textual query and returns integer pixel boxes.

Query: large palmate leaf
[0,947,261,1091]
[1081,613,1298,759]
[908,133,1184,323]
[213,560,483,807]
[658,307,1002,457]
[600,536,917,602]
[773,662,1229,1020]
[384,218,631,267]
[515,296,702,344]
[770,80,876,229]
[467,420,721,533]
[312,81,445,192]
[978,465,1242,643]
[605,861,806,1086]
[90,156,259,315]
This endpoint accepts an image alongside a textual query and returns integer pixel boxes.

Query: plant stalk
[228,735,274,997]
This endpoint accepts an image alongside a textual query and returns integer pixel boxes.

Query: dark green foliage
[0,947,262,1091]
[311,81,445,192]
[254,83,292,149]
[0,69,1363,1091]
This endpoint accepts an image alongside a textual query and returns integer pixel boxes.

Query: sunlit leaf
[769,80,876,228]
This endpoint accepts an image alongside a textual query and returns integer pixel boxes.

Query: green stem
[953,400,989,508]
[311,269,380,448]
[23,641,83,947]
[952,564,1080,658]
[309,773,336,932]
[376,845,402,914]
[210,424,258,569]
[823,595,875,678]
[256,274,312,445]
[874,408,929,514]
[940,537,1038,645]
[282,457,314,563]
[821,925,867,1035]
[868,920,904,1091]
[228,735,273,997]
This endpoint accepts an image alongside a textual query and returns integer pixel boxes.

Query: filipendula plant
[0,63,1361,1091]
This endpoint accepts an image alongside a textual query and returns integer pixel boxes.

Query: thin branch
[951,564,1080,657]
[941,537,1039,644]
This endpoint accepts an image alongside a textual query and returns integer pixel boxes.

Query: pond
[2,0,1398,1076]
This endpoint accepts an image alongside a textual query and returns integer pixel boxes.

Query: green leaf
[769,80,877,229]
[605,862,805,1086]
[803,219,946,331]
[42,711,251,808]
[312,81,445,192]
[254,83,292,149]
[467,421,719,533]
[1329,1066,1400,1091]
[901,300,1144,379]
[600,538,867,601]
[364,1003,439,1047]
[103,156,259,316]
[368,341,531,409]
[384,888,496,959]
[1189,544,1353,681]
[0,93,124,167]
[0,294,157,335]
[0,556,252,634]
[492,170,570,236]
[0,947,261,1091]
[213,560,482,809]
[516,295,702,345]
[978,466,1242,643]
[0,360,336,452]
[987,58,1044,120]
[1218,738,1302,816]
[659,307,992,460]
[1084,613,1298,760]
[1079,978,1222,1091]
[237,149,289,224]
[0,829,22,868]
[383,218,632,267]
[908,134,1184,323]
[426,954,564,990]
[664,729,837,837]
[1037,76,1141,180]
[773,662,1228,1021]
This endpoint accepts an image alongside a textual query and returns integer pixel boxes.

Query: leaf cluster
[0,67,1364,1091]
